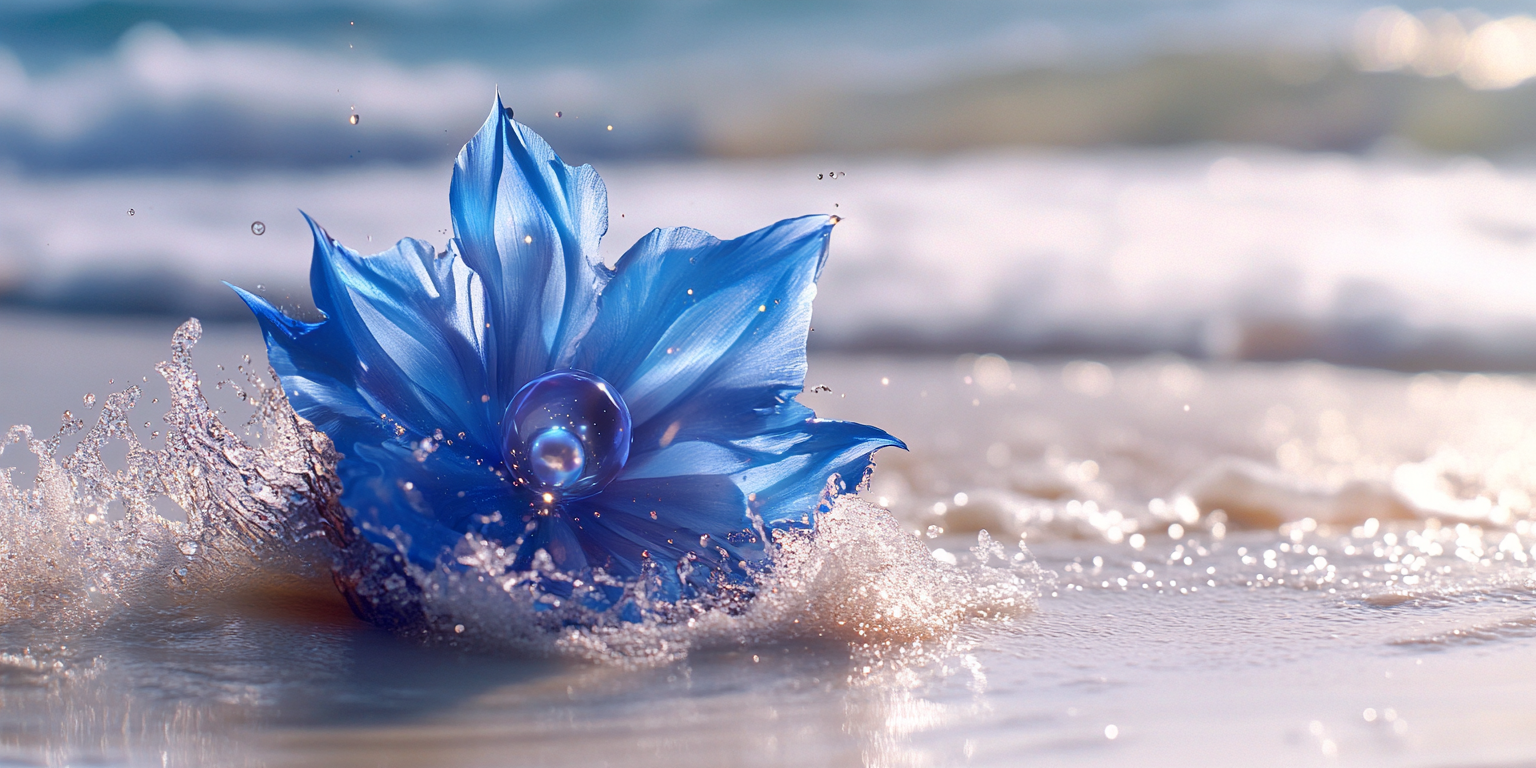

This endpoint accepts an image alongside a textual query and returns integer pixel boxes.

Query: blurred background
[4,0,1536,370]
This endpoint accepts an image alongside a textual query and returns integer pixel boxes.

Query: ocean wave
[5,7,1536,171]
[6,148,1536,370]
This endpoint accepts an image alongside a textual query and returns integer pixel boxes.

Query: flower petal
[573,215,904,528]
[732,419,905,528]
[340,440,518,567]
[234,217,501,456]
[578,475,767,590]
[574,216,831,427]
[621,413,903,529]
[451,95,610,403]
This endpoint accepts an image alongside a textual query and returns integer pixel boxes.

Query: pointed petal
[574,216,831,428]
[573,215,902,526]
[231,283,386,449]
[619,414,903,528]
[451,95,610,403]
[733,419,905,528]
[237,216,503,458]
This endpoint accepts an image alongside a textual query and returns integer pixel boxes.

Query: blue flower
[231,96,903,619]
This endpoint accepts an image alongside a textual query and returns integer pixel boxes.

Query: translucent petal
[230,286,382,445]
[574,215,904,530]
[451,95,611,404]
[480,475,763,601]
[574,218,828,427]
[578,475,767,589]
[235,220,499,452]
[340,440,517,567]
[622,415,902,529]
[732,419,904,528]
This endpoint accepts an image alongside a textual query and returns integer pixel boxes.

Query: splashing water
[0,320,1039,665]
[0,319,345,631]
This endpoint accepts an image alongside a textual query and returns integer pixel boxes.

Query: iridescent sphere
[501,369,631,499]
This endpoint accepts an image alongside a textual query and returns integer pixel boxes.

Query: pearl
[502,369,631,499]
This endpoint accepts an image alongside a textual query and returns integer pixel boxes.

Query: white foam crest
[0,25,492,141]
[9,150,1536,370]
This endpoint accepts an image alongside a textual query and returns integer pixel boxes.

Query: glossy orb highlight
[502,370,631,499]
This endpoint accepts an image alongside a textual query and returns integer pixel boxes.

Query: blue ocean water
[1,0,1535,171]
[5,1,1536,372]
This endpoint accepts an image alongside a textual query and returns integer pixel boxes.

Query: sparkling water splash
[0,319,343,630]
[0,321,1039,664]
[432,497,1042,665]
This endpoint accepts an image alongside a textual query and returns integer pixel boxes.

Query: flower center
[501,369,631,500]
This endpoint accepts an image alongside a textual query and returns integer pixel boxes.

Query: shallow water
[3,314,1536,766]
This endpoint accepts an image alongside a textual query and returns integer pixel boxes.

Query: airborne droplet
[250,221,266,236]
[349,114,359,125]
[555,111,563,118]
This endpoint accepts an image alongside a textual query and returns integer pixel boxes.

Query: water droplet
[555,111,563,118]
[127,208,135,216]
[606,125,613,131]
[349,114,359,125]
[504,107,514,120]
[250,221,266,236]
[502,370,631,499]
